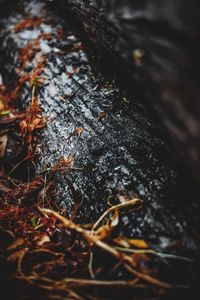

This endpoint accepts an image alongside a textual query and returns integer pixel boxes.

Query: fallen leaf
[36,235,50,246]
[114,237,149,249]
[31,216,39,227]
[0,109,10,116]
[14,17,42,33]
[0,134,8,158]
[127,239,149,249]
[68,127,84,140]
[96,111,108,123]
[0,98,5,111]
[7,238,25,251]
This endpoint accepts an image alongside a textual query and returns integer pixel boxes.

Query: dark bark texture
[0,0,200,295]
[60,0,200,179]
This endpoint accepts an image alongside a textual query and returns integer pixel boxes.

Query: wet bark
[0,0,200,294]
[60,0,200,179]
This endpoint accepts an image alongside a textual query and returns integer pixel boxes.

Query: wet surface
[61,0,200,180]
[0,0,200,286]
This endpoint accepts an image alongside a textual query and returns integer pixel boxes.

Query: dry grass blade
[42,208,175,289]
[20,275,144,289]
[92,198,143,231]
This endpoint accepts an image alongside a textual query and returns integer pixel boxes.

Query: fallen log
[0,0,200,297]
[60,0,200,179]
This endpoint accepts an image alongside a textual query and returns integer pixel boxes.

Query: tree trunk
[60,0,200,179]
[0,0,200,294]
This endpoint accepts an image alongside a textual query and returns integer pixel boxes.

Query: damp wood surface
[60,0,200,180]
[0,0,200,297]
